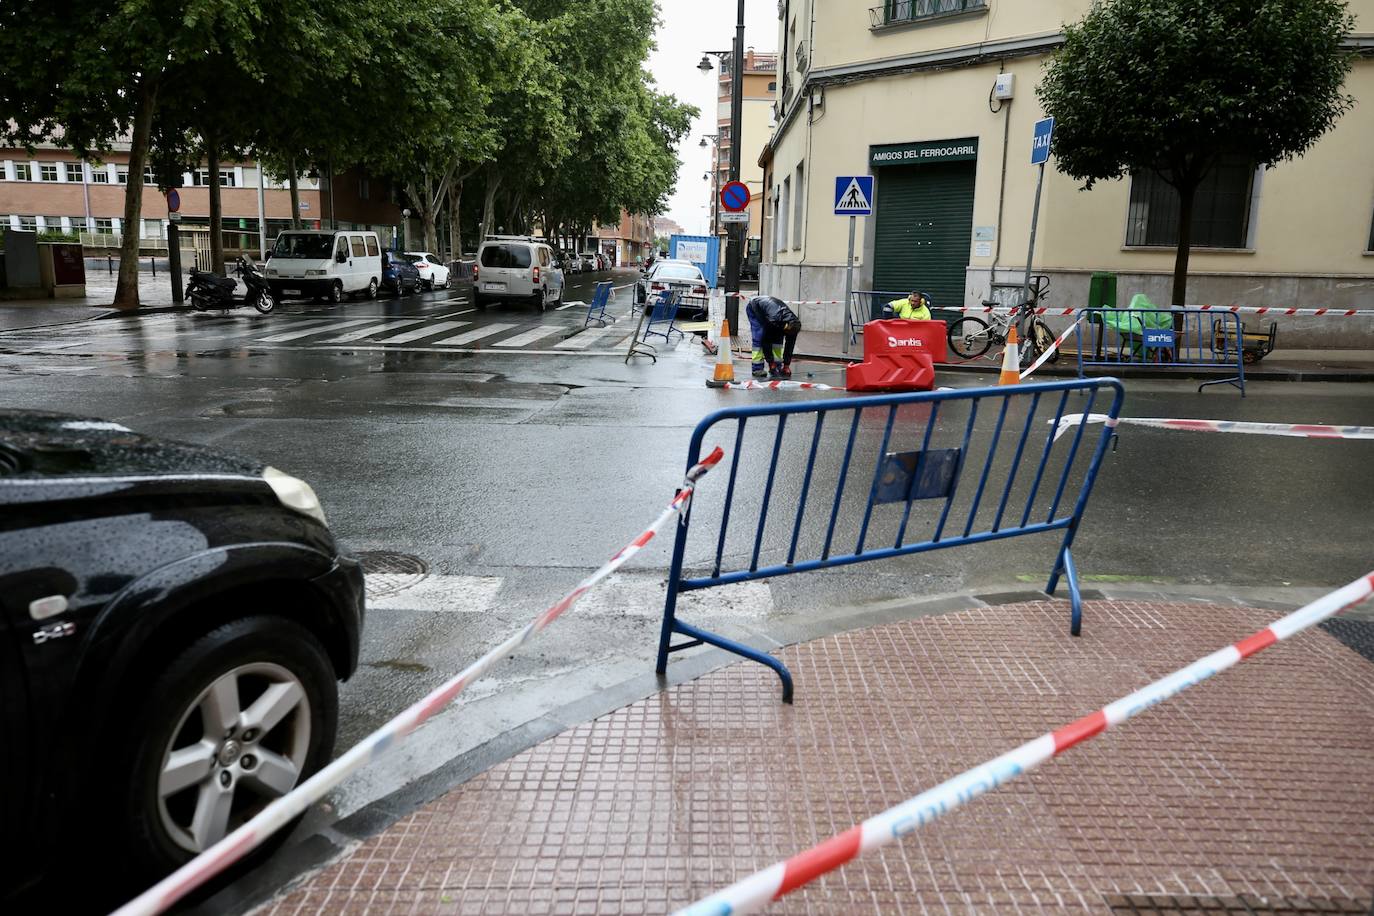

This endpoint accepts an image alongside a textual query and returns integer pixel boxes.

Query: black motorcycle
[187,255,276,314]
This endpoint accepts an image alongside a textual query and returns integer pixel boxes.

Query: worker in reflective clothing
[883,290,933,321]
[744,295,802,379]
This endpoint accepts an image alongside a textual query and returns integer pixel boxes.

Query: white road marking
[296,344,631,356]
[555,327,614,349]
[256,319,377,343]
[376,320,472,344]
[322,319,431,343]
[493,327,566,348]
[555,301,585,311]
[428,323,518,346]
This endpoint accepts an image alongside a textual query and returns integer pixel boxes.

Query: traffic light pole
[723,0,745,338]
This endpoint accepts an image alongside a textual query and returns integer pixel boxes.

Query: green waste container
[1087,271,1117,310]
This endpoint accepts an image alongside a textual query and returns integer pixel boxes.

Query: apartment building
[760,0,1374,338]
[707,49,777,257]
[0,140,403,252]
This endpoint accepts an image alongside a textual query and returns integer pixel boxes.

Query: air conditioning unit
[795,40,809,72]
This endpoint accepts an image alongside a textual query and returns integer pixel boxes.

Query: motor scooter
[187,255,276,314]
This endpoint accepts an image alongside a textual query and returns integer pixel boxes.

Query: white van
[265,230,383,303]
[474,236,564,312]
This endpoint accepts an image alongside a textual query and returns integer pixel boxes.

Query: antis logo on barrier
[1144,329,1175,348]
[887,336,925,348]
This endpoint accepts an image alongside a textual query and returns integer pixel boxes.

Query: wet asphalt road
[2,266,1372,892]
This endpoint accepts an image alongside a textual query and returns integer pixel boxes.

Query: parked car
[556,251,578,274]
[265,229,382,303]
[382,249,421,296]
[402,251,451,290]
[0,410,363,905]
[473,236,564,312]
[636,260,710,320]
[576,252,596,272]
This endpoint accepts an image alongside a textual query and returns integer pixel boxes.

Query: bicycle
[946,274,1058,368]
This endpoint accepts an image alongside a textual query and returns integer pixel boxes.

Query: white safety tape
[1054,413,1374,442]
[1019,318,1083,381]
[111,447,726,916]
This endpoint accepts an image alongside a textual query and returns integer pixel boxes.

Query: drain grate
[1104,893,1371,914]
[356,550,428,599]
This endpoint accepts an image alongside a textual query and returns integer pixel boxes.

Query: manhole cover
[356,551,428,599]
[1104,893,1371,914]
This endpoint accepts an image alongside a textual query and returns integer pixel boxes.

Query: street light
[401,208,410,251]
[699,25,745,334]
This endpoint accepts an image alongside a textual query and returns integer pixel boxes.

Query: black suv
[0,411,364,905]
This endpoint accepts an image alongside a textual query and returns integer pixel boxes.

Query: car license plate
[284,288,301,295]
[484,282,506,291]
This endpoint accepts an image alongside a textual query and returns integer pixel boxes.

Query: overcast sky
[647,1,779,236]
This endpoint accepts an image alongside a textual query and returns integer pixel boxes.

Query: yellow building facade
[759,0,1374,344]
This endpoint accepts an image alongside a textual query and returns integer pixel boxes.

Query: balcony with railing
[868,0,988,30]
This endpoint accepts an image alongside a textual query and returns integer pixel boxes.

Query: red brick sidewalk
[261,600,1374,915]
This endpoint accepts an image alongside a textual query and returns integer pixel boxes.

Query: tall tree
[1037,0,1355,305]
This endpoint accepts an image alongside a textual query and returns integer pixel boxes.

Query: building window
[768,81,777,91]
[89,165,109,183]
[192,167,237,187]
[94,218,114,233]
[116,166,129,184]
[1368,210,1374,252]
[1126,156,1255,248]
[142,219,164,239]
[871,0,988,29]
[70,217,87,233]
[17,215,37,231]
[792,164,804,250]
[143,167,156,185]
[779,177,791,251]
[65,162,83,183]
[12,162,33,181]
[39,163,59,182]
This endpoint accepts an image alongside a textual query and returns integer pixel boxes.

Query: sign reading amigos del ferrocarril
[869,137,978,167]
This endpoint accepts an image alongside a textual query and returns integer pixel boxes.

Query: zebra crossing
[0,307,672,358]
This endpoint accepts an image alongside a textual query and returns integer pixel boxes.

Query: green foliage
[1039,0,1355,187]
[1037,0,1355,302]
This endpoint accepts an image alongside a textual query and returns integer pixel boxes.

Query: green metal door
[872,161,976,315]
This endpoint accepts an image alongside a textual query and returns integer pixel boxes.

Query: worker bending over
[744,295,802,379]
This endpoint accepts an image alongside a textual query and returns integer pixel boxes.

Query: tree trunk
[447,180,463,261]
[288,157,301,229]
[1171,180,1196,306]
[113,78,158,311]
[207,135,224,274]
[481,169,502,239]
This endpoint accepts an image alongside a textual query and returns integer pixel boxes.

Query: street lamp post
[700,134,721,238]
[698,0,746,337]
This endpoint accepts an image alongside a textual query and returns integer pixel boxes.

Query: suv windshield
[481,244,532,269]
[272,234,334,259]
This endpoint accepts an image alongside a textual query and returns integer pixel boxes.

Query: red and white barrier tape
[1055,412,1374,442]
[721,291,1374,318]
[1019,317,1083,381]
[112,447,725,916]
[721,380,842,391]
[677,570,1374,916]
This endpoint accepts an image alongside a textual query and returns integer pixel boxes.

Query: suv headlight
[306,269,327,276]
[263,466,328,526]
[266,266,278,277]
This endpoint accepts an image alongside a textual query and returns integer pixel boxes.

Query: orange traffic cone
[998,325,1021,385]
[707,319,736,388]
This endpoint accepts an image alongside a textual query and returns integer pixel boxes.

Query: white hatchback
[402,251,451,290]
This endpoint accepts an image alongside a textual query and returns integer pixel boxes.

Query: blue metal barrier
[642,289,684,344]
[655,378,1126,703]
[583,280,614,328]
[1076,307,1246,395]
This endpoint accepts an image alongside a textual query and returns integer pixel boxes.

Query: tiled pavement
[260,600,1374,915]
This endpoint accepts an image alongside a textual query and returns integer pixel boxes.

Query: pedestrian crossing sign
[834,176,874,215]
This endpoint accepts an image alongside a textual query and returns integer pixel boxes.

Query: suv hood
[0,410,266,505]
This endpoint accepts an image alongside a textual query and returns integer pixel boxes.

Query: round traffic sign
[165,188,181,213]
[720,180,751,213]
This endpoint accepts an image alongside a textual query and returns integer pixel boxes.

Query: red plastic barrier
[845,319,946,392]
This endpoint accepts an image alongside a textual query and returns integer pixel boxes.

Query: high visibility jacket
[748,296,801,333]
[887,297,931,321]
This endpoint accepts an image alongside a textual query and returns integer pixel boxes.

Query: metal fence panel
[1076,307,1246,395]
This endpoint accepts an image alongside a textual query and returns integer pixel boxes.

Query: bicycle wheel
[948,316,992,359]
[1031,318,1058,364]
